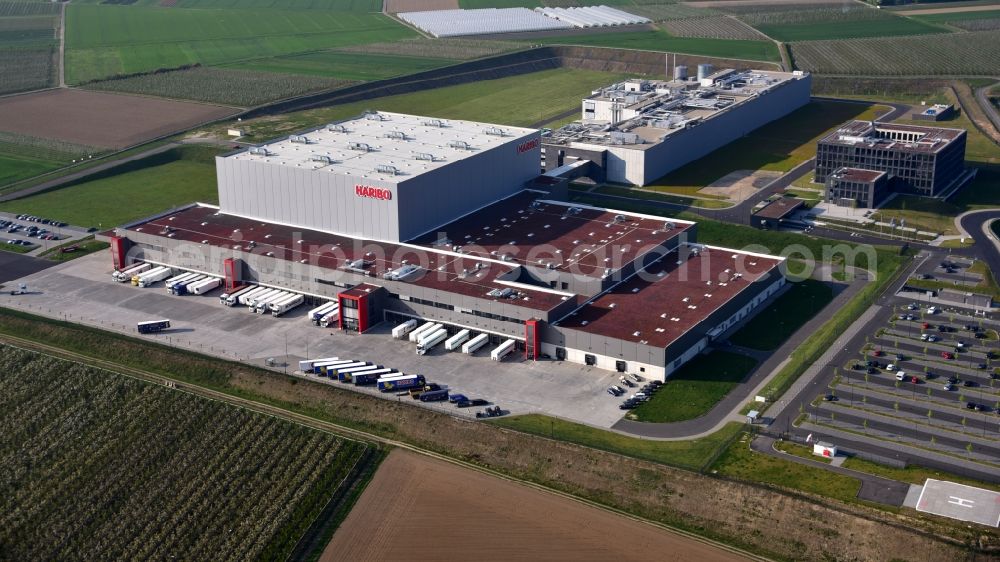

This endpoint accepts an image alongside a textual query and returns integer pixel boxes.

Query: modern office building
[824,167,889,208]
[815,120,967,204]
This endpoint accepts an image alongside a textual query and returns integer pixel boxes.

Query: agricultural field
[0,46,54,95]
[0,4,57,96]
[731,4,946,41]
[226,52,454,82]
[625,3,717,22]
[210,68,625,141]
[70,0,382,10]
[336,37,524,60]
[64,5,414,84]
[0,131,104,188]
[660,15,766,40]
[0,146,222,228]
[0,345,374,561]
[908,8,1000,27]
[789,31,1000,76]
[947,17,1000,30]
[0,89,236,149]
[86,66,354,107]
[323,449,747,562]
[528,29,782,61]
[0,1,60,17]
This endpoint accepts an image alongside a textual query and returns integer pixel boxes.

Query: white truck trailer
[409,322,440,343]
[462,333,489,354]
[219,285,254,306]
[491,339,517,361]
[416,328,448,355]
[136,266,173,287]
[114,262,150,282]
[308,301,338,324]
[163,271,197,291]
[444,329,471,351]
[237,286,269,307]
[299,356,339,372]
[254,290,290,314]
[312,359,355,375]
[246,288,282,312]
[392,319,418,339]
[172,275,207,295]
[318,308,340,328]
[189,277,221,295]
[270,293,304,316]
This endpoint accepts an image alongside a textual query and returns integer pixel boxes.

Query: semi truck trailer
[308,301,338,324]
[249,289,284,313]
[236,286,269,307]
[318,309,340,327]
[172,275,206,295]
[163,272,197,291]
[444,329,471,351]
[219,285,253,306]
[377,374,426,392]
[256,291,291,314]
[311,360,354,375]
[408,322,439,343]
[114,262,150,282]
[337,364,383,383]
[136,266,173,287]
[269,293,304,316]
[462,333,489,354]
[189,277,221,295]
[491,339,517,361]
[392,319,418,339]
[299,357,339,372]
[419,389,449,402]
[416,328,448,355]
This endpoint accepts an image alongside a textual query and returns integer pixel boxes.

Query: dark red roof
[556,247,782,347]
[753,198,804,220]
[125,205,571,312]
[409,191,694,278]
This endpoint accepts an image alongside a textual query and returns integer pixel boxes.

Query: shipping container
[392,319,418,339]
[444,329,471,351]
[462,333,489,354]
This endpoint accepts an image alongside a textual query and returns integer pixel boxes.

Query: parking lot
[0,212,91,255]
[1,253,635,428]
[811,299,1000,469]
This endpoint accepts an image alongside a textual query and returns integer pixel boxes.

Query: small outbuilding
[813,441,837,458]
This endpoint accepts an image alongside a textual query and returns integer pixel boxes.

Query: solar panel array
[535,6,650,28]
[397,8,572,38]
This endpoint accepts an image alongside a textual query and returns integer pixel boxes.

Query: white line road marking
[948,496,975,509]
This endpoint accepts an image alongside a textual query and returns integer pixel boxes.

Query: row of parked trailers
[112,263,222,294]
[298,357,436,394]
[393,319,517,360]
[214,284,307,317]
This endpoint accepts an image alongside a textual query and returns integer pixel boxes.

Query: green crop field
[755,17,946,42]
[0,1,60,17]
[528,29,781,62]
[909,9,1000,24]
[0,345,374,561]
[0,153,55,186]
[65,5,414,84]
[86,66,354,107]
[629,351,758,423]
[0,132,103,188]
[0,146,220,228]
[226,67,626,140]
[227,52,456,81]
[0,4,57,95]
[70,0,382,10]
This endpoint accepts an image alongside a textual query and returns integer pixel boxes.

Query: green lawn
[729,279,835,351]
[491,415,744,471]
[65,5,414,83]
[755,17,946,42]
[0,146,221,228]
[224,68,627,140]
[226,51,456,81]
[841,455,1000,492]
[629,351,758,423]
[38,236,110,262]
[528,30,781,62]
[645,100,885,192]
[712,434,863,504]
[0,153,60,187]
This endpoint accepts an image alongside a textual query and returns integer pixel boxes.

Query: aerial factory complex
[105,109,786,380]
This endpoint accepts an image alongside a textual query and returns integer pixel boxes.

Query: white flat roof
[227,111,537,183]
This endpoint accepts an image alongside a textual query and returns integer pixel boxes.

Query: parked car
[867,367,878,374]
[894,353,905,361]
[823,394,838,402]
[963,380,978,387]
[942,352,954,359]
[943,383,955,391]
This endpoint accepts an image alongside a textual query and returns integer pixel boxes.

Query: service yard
[810,295,1000,474]
[2,253,632,428]
[321,449,751,562]
[0,89,237,149]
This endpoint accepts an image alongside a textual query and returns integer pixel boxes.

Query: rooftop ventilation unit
[311,155,335,164]
[414,152,437,161]
[290,135,310,144]
[248,147,270,156]
[327,123,348,133]
[384,131,407,140]
[484,127,508,137]
[382,264,421,281]
[613,214,626,223]
[344,259,371,272]
[487,288,516,299]
[349,142,373,152]
[375,164,400,175]
[448,140,472,150]
[422,118,446,127]
[364,111,386,121]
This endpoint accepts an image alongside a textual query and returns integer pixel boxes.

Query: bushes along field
[0,345,372,561]
[336,37,524,60]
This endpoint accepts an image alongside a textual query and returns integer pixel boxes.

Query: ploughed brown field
[322,450,750,562]
[0,89,237,149]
